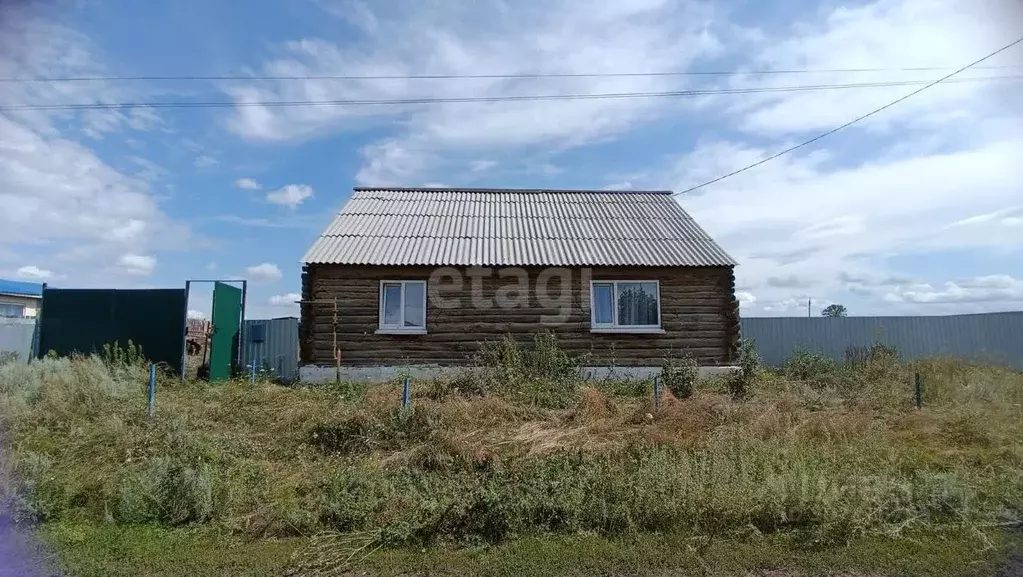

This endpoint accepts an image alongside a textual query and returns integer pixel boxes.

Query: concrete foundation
[299,364,739,383]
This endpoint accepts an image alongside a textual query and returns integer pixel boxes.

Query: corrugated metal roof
[0,279,44,298]
[302,187,736,267]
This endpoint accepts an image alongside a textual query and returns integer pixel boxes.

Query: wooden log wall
[300,265,738,366]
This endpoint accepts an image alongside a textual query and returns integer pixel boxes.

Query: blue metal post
[402,377,411,408]
[653,376,660,411]
[148,363,156,417]
[914,372,922,409]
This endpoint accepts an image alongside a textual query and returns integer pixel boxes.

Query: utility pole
[807,298,811,318]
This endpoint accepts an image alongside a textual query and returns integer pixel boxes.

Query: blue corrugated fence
[741,312,1023,369]
[241,317,299,381]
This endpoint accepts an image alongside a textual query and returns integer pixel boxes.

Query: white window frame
[589,280,664,334]
[376,280,428,335]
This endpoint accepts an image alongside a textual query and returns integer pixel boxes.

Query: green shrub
[784,348,837,384]
[118,457,214,525]
[478,332,580,409]
[309,406,442,455]
[421,372,486,400]
[728,338,760,400]
[661,352,699,400]
[101,340,146,369]
[594,378,649,398]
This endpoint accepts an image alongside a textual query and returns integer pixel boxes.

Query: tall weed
[661,352,699,400]
[118,457,214,525]
[0,348,1020,549]
[728,338,761,400]
[478,332,580,408]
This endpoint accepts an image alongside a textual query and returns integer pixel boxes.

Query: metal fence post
[914,372,922,409]
[653,375,660,411]
[402,377,411,408]
[148,363,156,417]
[250,362,256,386]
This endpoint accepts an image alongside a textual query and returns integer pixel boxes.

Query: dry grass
[1,347,1022,567]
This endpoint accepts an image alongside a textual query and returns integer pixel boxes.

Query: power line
[1,64,1020,83]
[2,75,1020,112]
[673,37,1023,197]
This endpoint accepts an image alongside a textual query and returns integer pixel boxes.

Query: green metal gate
[208,282,243,381]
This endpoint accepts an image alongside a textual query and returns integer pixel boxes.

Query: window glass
[382,283,402,326]
[404,283,425,327]
[617,282,659,326]
[0,304,25,318]
[592,283,614,324]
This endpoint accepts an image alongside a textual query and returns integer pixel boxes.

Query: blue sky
[1,0,1021,319]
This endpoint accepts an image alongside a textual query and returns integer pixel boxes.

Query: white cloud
[664,0,1023,311]
[226,0,725,183]
[129,157,167,182]
[187,309,208,319]
[884,275,1023,304]
[736,291,757,307]
[246,262,282,282]
[671,135,1023,314]
[723,0,1023,137]
[104,219,148,243]
[16,265,53,280]
[266,184,314,208]
[0,119,179,243]
[0,11,188,287]
[602,181,634,190]
[268,292,301,306]
[118,254,156,276]
[470,160,498,172]
[235,177,261,190]
[193,155,219,168]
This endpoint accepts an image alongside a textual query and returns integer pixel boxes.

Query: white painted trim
[590,327,666,334]
[589,279,662,331]
[375,328,428,335]
[378,279,427,332]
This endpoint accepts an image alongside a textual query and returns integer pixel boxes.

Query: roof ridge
[353,187,674,195]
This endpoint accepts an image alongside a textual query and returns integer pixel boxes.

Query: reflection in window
[591,281,660,328]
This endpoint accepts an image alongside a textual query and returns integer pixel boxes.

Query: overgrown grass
[39,521,1022,577]
[1,338,1022,576]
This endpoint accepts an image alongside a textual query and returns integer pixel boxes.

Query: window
[590,280,662,333]
[0,303,25,318]
[377,280,427,334]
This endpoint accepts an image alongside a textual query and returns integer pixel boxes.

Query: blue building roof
[0,279,44,297]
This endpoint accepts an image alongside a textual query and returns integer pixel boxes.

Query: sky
[0,0,1021,319]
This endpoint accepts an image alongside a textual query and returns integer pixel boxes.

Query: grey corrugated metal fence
[0,318,37,363]
[241,317,299,381]
[741,312,1023,369]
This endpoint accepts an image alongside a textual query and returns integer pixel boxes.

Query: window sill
[590,327,666,335]
[375,328,427,336]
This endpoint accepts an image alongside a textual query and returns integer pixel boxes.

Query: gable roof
[302,187,736,267]
[0,279,44,298]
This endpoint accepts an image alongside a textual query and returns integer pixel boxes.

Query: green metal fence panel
[37,288,187,372]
